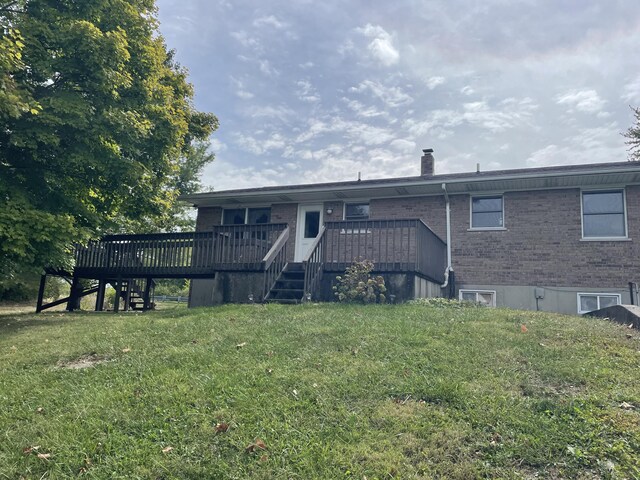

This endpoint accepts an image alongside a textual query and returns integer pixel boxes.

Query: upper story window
[582,190,626,239]
[222,207,271,225]
[345,203,370,220]
[471,196,504,229]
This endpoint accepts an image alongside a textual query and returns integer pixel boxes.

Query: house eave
[181,162,640,207]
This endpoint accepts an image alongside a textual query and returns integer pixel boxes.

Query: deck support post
[124,279,132,312]
[95,279,106,311]
[143,277,152,311]
[114,276,122,312]
[66,275,82,311]
[36,274,47,313]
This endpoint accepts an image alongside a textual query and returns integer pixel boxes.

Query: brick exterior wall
[271,203,298,262]
[370,186,640,289]
[195,207,222,230]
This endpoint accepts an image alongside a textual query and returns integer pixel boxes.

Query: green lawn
[0,304,639,479]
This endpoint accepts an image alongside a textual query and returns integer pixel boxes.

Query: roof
[181,161,640,207]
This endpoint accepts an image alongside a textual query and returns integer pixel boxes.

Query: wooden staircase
[265,263,305,304]
[120,278,155,311]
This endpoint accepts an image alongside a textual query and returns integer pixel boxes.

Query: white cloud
[230,30,261,50]
[460,85,474,95]
[622,76,640,103]
[555,89,607,114]
[356,24,399,67]
[259,59,279,76]
[253,15,287,30]
[349,80,413,108]
[248,105,295,122]
[296,80,320,103]
[390,138,416,153]
[343,98,387,118]
[426,76,445,89]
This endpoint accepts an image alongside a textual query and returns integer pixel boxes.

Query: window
[582,190,626,239]
[459,289,496,307]
[345,203,370,220]
[304,211,320,238]
[222,207,271,225]
[471,196,503,229]
[577,293,621,314]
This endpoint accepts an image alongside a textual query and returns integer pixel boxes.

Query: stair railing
[302,226,326,301]
[261,226,290,301]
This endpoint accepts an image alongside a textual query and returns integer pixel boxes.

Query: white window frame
[459,289,497,307]
[576,293,622,314]
[580,189,629,241]
[469,195,506,231]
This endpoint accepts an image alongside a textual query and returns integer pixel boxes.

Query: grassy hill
[1,303,639,479]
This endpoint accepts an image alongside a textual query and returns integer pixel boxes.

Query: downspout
[441,183,453,288]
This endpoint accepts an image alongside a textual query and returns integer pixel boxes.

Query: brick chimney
[421,148,434,176]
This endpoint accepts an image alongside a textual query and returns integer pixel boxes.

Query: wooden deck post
[143,277,152,311]
[114,276,122,312]
[124,279,132,312]
[36,274,47,313]
[95,279,106,311]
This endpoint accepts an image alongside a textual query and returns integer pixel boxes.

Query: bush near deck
[0,304,639,479]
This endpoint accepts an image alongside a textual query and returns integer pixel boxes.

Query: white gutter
[441,182,453,288]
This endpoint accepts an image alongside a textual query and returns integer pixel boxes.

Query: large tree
[0,0,217,287]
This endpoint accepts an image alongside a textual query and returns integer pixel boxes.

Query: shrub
[333,259,386,304]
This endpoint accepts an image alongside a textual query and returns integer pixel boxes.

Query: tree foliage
[625,106,640,162]
[0,0,218,287]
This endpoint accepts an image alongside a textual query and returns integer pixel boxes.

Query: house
[181,150,640,314]
[40,150,640,316]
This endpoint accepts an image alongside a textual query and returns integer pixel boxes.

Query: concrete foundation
[189,272,264,307]
[458,283,633,315]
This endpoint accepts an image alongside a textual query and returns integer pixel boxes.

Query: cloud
[349,80,413,108]
[426,76,445,89]
[460,85,474,95]
[252,15,288,30]
[555,89,607,114]
[356,24,399,66]
[622,76,640,103]
[296,80,320,103]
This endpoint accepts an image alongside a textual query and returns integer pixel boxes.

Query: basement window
[459,289,496,307]
[470,196,504,229]
[577,293,620,314]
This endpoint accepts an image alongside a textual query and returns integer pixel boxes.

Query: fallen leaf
[521,324,528,333]
[266,351,274,357]
[312,383,318,388]
[619,402,635,410]
[292,389,298,397]
[36,407,44,413]
[37,453,51,460]
[121,348,131,353]
[539,343,546,347]
[266,368,273,375]
[236,342,247,349]
[245,439,267,453]
[162,446,173,454]
[629,324,634,329]
[22,446,40,455]
[215,422,229,433]
[626,334,633,339]
[10,346,17,352]
[259,454,268,462]
[191,339,198,344]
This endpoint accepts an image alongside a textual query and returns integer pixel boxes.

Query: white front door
[294,204,323,261]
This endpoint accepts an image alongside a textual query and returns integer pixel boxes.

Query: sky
[155,0,640,191]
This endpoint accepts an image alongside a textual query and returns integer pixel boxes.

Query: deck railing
[303,225,326,301]
[74,224,288,277]
[322,219,447,283]
[262,226,290,300]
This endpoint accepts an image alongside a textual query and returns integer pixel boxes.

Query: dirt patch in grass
[56,353,110,369]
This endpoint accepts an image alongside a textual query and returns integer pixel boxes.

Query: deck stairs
[265,263,305,304]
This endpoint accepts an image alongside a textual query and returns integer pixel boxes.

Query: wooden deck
[73,224,288,278]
